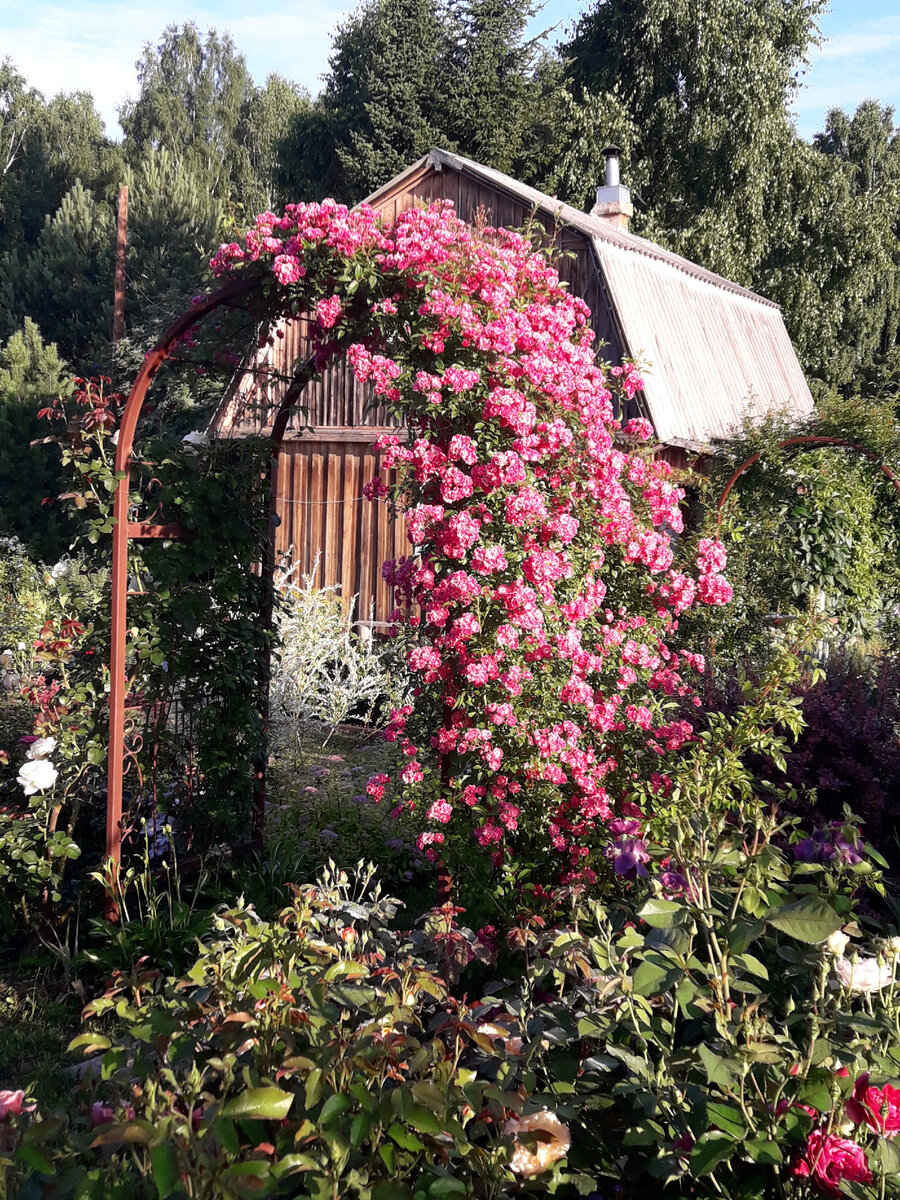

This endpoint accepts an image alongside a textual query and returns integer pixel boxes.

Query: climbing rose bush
[212,198,731,877]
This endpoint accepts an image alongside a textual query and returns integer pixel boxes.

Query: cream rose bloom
[504,1110,570,1176]
[825,930,850,957]
[25,737,57,761]
[834,955,893,993]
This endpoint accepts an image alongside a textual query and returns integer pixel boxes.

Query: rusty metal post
[113,187,128,344]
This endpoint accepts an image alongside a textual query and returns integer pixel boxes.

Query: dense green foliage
[0,381,273,935]
[5,658,900,1198]
[680,394,900,663]
[0,321,73,559]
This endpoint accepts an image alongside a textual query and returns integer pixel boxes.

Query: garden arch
[715,436,900,519]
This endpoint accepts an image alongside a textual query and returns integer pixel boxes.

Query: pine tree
[321,0,450,202]
[125,148,222,325]
[442,0,543,175]
[0,319,74,560]
[0,180,114,367]
[281,0,558,203]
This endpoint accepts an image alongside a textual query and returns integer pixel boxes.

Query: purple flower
[606,836,650,879]
[795,830,828,862]
[319,829,338,841]
[608,817,642,837]
[143,813,170,860]
[795,823,864,865]
[831,825,864,865]
[660,869,688,896]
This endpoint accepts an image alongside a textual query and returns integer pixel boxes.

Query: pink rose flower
[792,1130,872,1196]
[0,1090,34,1120]
[846,1073,900,1136]
[272,254,304,285]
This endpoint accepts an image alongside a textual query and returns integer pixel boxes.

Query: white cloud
[793,14,900,138]
[818,19,900,60]
[0,0,352,138]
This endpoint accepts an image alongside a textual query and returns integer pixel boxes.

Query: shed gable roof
[366,149,814,447]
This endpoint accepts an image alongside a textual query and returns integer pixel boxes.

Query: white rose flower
[17,758,59,795]
[25,737,57,761]
[834,955,893,993]
[181,430,210,453]
[16,642,25,651]
[825,930,850,957]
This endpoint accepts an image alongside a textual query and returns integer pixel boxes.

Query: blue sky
[1,0,898,142]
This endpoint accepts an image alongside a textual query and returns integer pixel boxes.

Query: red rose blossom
[846,1073,900,1136]
[792,1130,872,1196]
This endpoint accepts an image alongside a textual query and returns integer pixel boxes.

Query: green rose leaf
[706,1101,747,1140]
[765,897,842,943]
[632,959,681,997]
[745,1138,784,1165]
[690,1133,735,1175]
[150,1142,180,1198]
[637,898,683,929]
[221,1086,294,1122]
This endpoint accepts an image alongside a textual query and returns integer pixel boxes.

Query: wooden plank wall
[274,436,408,628]
[218,162,625,627]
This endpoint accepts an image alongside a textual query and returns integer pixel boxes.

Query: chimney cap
[592,143,632,229]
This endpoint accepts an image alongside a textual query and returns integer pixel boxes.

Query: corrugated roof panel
[594,238,813,444]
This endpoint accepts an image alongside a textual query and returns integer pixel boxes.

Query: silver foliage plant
[270,554,410,736]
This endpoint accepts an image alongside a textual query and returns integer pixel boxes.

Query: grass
[0,969,83,1108]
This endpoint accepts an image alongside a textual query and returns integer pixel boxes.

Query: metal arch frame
[715,436,900,524]
[106,275,316,887]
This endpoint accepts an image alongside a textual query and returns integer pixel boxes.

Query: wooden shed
[209,147,814,627]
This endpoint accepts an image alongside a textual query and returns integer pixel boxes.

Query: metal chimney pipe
[591,146,632,231]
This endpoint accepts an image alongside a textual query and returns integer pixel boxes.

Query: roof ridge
[415,148,779,311]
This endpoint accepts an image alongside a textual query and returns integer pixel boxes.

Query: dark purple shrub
[781,649,900,862]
